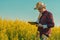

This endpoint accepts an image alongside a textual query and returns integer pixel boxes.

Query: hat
[34,2,46,10]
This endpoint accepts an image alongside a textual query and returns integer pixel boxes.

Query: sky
[0,0,60,26]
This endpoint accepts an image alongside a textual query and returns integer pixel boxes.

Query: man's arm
[47,13,55,28]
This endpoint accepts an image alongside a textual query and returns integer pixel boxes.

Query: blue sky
[0,0,60,26]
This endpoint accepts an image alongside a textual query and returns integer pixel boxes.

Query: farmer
[34,2,55,40]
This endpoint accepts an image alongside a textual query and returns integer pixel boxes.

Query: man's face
[38,8,43,13]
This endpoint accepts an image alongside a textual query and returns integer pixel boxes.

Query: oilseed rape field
[0,18,60,40]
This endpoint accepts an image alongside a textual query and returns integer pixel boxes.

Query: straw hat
[34,2,46,10]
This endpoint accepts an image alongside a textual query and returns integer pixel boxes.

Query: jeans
[40,34,48,40]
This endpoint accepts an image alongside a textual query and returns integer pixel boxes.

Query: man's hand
[36,24,43,27]
[36,24,48,29]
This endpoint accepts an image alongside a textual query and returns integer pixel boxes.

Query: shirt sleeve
[47,13,54,28]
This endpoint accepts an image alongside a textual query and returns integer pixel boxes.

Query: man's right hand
[36,24,43,28]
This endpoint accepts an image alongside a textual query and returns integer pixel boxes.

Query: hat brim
[34,8,38,10]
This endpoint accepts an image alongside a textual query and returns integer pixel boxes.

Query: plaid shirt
[38,10,54,37]
[39,10,54,28]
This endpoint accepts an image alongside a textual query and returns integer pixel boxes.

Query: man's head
[34,2,46,13]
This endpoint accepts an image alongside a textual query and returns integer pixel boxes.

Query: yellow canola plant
[0,18,60,40]
[0,18,38,40]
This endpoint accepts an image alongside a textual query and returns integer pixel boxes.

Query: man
[34,2,54,40]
